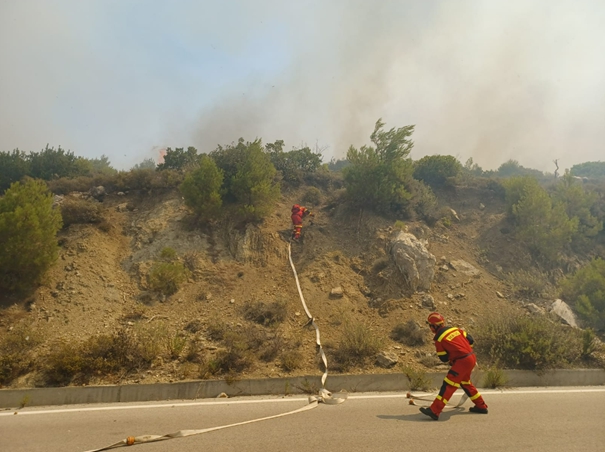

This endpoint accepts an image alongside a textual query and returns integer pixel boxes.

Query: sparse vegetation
[279,349,304,372]
[474,309,585,370]
[60,198,104,227]
[148,261,189,296]
[4,137,605,390]
[507,269,553,298]
[242,300,288,326]
[483,365,508,388]
[331,321,383,370]
[0,325,42,385]
[401,364,432,391]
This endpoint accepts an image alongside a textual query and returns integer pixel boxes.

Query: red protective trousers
[291,212,304,239]
[430,353,487,416]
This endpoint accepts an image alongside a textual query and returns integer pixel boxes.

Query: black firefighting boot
[419,407,439,420]
[469,406,488,414]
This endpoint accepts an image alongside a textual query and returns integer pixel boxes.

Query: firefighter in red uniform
[419,312,488,420]
[291,204,313,241]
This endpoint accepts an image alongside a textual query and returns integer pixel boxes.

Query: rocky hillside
[0,182,589,388]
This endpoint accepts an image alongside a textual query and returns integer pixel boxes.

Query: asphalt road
[1,387,604,452]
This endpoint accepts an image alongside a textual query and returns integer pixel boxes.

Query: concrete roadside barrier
[0,369,603,409]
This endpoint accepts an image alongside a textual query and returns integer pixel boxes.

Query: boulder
[376,351,399,368]
[449,259,480,277]
[390,231,436,292]
[421,294,436,310]
[89,186,106,201]
[330,287,344,298]
[550,299,578,327]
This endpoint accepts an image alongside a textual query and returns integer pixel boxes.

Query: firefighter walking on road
[419,312,489,421]
[291,204,313,242]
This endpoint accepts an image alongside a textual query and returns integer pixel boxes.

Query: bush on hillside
[413,155,462,188]
[0,179,63,294]
[242,300,288,326]
[343,119,415,215]
[331,321,383,371]
[302,186,322,206]
[0,149,30,193]
[44,324,182,386]
[0,324,42,385]
[180,155,224,221]
[507,269,553,299]
[503,176,578,262]
[211,138,280,222]
[157,147,199,171]
[474,309,584,370]
[60,198,104,227]
[560,258,605,330]
[551,172,603,251]
[265,140,323,185]
[148,261,189,296]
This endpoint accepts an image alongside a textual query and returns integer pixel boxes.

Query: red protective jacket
[291,206,310,225]
[433,325,474,363]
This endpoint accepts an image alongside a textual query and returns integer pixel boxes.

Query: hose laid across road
[82,242,346,451]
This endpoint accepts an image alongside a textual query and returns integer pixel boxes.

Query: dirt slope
[2,184,530,388]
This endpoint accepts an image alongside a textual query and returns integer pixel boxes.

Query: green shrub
[503,176,578,261]
[242,300,288,326]
[204,330,254,375]
[206,318,228,341]
[157,147,199,171]
[60,198,104,227]
[332,321,383,370]
[279,349,304,371]
[405,179,439,223]
[148,262,189,296]
[29,145,91,180]
[159,247,178,261]
[0,325,41,385]
[474,310,583,370]
[483,366,508,388]
[507,269,552,298]
[0,149,30,193]
[343,119,415,215]
[44,329,160,386]
[393,220,406,231]
[390,320,426,346]
[0,179,62,294]
[180,155,224,221]
[580,329,597,359]
[211,139,280,223]
[560,258,605,329]
[413,155,462,188]
[302,186,322,205]
[265,141,323,186]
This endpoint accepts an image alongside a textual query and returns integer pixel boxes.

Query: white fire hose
[83,242,346,451]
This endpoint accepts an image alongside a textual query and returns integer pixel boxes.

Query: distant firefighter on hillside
[291,204,313,241]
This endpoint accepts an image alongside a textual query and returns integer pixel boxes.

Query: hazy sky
[1,0,604,172]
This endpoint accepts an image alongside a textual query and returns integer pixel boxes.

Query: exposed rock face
[376,351,399,368]
[551,299,578,327]
[449,259,481,277]
[390,231,436,292]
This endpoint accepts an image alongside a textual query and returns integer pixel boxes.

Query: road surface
[1,387,604,452]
